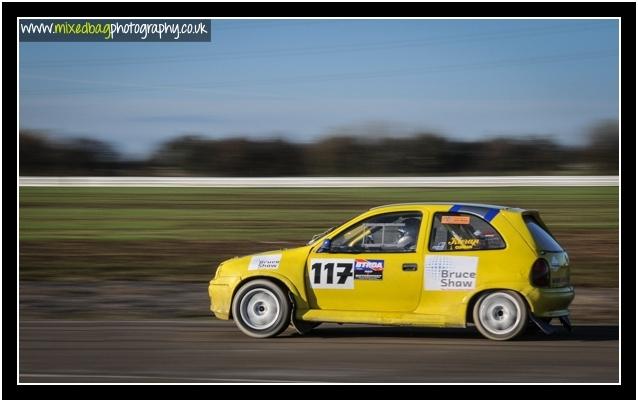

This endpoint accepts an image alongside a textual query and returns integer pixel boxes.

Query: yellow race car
[208,203,574,340]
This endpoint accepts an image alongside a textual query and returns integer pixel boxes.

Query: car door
[305,210,426,312]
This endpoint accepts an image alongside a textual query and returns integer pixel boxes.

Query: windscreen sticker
[441,215,470,225]
[309,259,354,289]
[425,255,478,290]
[354,259,384,280]
[248,254,282,270]
[432,241,447,251]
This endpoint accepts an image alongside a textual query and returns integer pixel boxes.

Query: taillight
[530,258,550,287]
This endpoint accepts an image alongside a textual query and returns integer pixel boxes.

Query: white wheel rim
[239,288,281,330]
[478,293,521,335]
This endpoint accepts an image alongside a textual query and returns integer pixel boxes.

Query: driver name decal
[425,255,478,290]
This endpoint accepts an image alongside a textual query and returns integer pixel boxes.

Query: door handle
[402,263,418,271]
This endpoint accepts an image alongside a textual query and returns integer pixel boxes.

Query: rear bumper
[525,286,575,318]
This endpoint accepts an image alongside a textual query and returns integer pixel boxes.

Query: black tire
[231,279,291,338]
[473,290,528,341]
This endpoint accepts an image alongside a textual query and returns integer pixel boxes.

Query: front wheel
[231,279,291,338]
[473,290,528,341]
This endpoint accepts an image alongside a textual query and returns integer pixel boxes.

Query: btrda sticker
[424,255,478,290]
[354,258,384,280]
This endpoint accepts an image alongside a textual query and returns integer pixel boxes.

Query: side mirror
[317,239,332,253]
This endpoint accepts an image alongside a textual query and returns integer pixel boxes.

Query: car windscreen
[307,215,357,245]
[523,215,563,252]
[307,226,335,245]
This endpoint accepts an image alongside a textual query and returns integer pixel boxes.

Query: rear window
[429,212,506,251]
[523,215,563,252]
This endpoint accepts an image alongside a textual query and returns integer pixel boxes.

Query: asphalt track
[19,320,618,383]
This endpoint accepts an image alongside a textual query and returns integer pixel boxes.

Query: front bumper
[208,276,239,320]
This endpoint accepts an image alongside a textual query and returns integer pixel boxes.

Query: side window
[429,212,505,251]
[330,212,422,253]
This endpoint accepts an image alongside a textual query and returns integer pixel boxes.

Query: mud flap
[559,315,572,332]
[529,314,555,335]
[290,320,306,334]
[288,292,314,335]
[288,293,301,331]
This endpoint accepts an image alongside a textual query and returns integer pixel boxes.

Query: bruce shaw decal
[424,255,478,290]
[248,254,282,270]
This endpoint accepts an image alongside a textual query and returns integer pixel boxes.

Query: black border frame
[5,2,635,400]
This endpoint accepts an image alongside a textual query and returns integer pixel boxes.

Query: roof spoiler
[522,210,554,235]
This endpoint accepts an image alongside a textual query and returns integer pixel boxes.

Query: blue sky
[19,19,619,156]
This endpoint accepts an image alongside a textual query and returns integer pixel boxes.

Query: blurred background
[19,121,618,176]
[19,19,619,323]
[20,19,619,176]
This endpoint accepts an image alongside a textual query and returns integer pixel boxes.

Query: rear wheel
[231,279,291,338]
[473,290,528,341]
